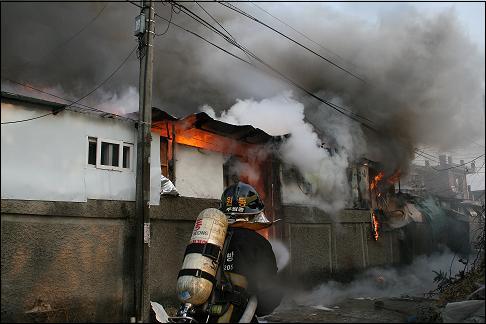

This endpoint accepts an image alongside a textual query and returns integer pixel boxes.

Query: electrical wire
[206,2,479,164]
[431,154,485,171]
[414,149,441,163]
[131,0,374,128]
[467,160,486,190]
[217,1,366,82]
[156,0,438,164]
[129,0,473,167]
[249,2,361,74]
[168,1,376,129]
[155,1,174,37]
[0,110,58,125]
[1,78,138,123]
[195,1,254,64]
[2,45,137,125]
[10,3,108,68]
[196,2,235,43]
[222,1,475,164]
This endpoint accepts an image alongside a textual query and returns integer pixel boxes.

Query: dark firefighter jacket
[219,227,283,322]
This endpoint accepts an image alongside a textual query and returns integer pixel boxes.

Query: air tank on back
[176,208,228,305]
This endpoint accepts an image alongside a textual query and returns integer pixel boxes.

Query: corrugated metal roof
[152,108,279,145]
[190,112,274,144]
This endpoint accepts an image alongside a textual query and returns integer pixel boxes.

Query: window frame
[87,136,134,171]
[86,136,98,168]
[96,138,122,170]
[121,143,134,171]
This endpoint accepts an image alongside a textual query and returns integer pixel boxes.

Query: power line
[134,1,255,66]
[217,1,366,82]
[49,3,108,54]
[1,79,137,123]
[431,154,485,172]
[415,150,440,163]
[133,0,374,128]
[415,149,441,163]
[195,1,254,63]
[197,2,481,164]
[4,3,108,73]
[156,1,439,163]
[130,0,467,166]
[0,109,58,125]
[196,2,235,44]
[168,1,376,128]
[468,160,486,189]
[155,1,175,36]
[249,2,361,75]
[1,45,137,125]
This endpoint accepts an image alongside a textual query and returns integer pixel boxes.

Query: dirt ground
[259,297,439,323]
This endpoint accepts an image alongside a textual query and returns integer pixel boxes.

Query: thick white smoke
[202,91,364,214]
[97,86,139,115]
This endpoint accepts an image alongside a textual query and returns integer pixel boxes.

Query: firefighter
[211,181,283,323]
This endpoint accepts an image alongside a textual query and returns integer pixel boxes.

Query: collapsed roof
[151,107,278,145]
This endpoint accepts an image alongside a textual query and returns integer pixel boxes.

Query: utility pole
[134,0,155,322]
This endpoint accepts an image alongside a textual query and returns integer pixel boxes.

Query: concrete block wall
[2,198,402,322]
[149,197,219,305]
[0,197,219,322]
[1,199,132,323]
[283,205,400,283]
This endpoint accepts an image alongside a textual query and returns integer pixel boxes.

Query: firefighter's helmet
[219,182,272,230]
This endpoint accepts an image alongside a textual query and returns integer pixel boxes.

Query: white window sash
[122,143,134,171]
[86,136,97,168]
[96,138,123,171]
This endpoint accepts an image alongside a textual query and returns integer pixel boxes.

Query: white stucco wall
[174,144,224,199]
[1,101,161,204]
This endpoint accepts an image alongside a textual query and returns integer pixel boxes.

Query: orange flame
[372,212,380,241]
[370,171,384,191]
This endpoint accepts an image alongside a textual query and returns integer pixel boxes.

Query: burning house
[0,90,475,322]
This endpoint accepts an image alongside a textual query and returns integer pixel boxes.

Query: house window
[88,137,97,166]
[123,144,132,169]
[87,137,133,171]
[101,142,120,167]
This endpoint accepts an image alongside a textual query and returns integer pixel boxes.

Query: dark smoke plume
[2,2,484,174]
